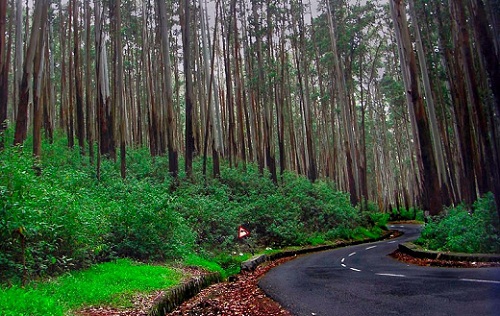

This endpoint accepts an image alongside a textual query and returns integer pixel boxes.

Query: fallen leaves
[167,258,294,316]
[76,259,294,316]
[390,250,500,268]
[76,290,163,316]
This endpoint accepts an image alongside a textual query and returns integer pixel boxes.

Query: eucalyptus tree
[73,0,85,155]
[13,0,23,121]
[32,1,50,158]
[389,0,442,215]
[0,0,7,150]
[84,0,94,162]
[14,0,50,147]
[180,0,195,178]
[94,0,115,180]
[200,0,223,178]
[157,0,179,178]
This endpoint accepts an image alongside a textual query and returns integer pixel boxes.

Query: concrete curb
[241,230,398,271]
[148,272,221,316]
[398,242,500,262]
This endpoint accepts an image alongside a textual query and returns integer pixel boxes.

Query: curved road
[259,225,500,316]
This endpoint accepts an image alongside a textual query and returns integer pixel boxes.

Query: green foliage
[389,207,424,222]
[1,134,387,286]
[416,194,500,253]
[0,259,180,315]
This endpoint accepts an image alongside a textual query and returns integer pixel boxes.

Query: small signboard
[238,225,250,239]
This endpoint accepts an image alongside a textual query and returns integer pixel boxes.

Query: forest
[1,0,499,214]
[0,0,500,313]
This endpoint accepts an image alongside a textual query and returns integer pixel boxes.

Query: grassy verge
[0,259,180,316]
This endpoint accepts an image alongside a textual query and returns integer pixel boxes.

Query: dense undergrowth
[1,131,388,287]
[416,193,500,254]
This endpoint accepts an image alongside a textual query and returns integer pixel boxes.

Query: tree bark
[0,0,7,149]
[74,0,85,155]
[14,0,49,145]
[156,0,178,179]
[181,0,195,178]
[390,0,442,215]
[33,7,48,158]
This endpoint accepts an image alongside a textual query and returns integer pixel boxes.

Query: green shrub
[416,193,500,253]
[390,207,424,222]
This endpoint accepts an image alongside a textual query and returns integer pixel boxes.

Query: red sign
[238,226,250,239]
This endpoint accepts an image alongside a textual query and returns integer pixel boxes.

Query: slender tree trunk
[33,8,48,158]
[68,1,75,149]
[14,0,48,145]
[85,0,94,163]
[73,0,85,155]
[201,0,221,178]
[113,0,125,179]
[156,0,178,179]
[95,0,114,159]
[43,30,54,143]
[0,0,7,149]
[326,1,358,204]
[181,0,195,178]
[232,0,246,170]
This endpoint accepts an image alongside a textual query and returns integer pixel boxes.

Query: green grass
[0,259,181,316]
[184,253,252,278]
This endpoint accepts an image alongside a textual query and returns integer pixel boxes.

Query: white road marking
[341,264,347,268]
[341,258,345,263]
[365,246,377,250]
[376,273,407,278]
[350,267,361,272]
[460,278,500,285]
[348,252,357,257]
[387,241,396,244]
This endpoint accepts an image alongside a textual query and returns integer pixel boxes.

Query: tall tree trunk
[13,0,23,121]
[0,0,7,149]
[14,0,49,145]
[391,0,443,215]
[221,1,236,168]
[74,0,85,155]
[232,0,246,170]
[469,0,500,117]
[156,0,178,179]
[200,0,221,178]
[326,1,358,204]
[409,0,447,192]
[68,1,75,149]
[114,0,125,178]
[181,0,195,178]
[33,6,48,158]
[467,0,500,214]
[84,0,94,163]
[95,0,115,160]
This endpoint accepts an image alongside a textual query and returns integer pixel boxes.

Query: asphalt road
[259,224,500,316]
